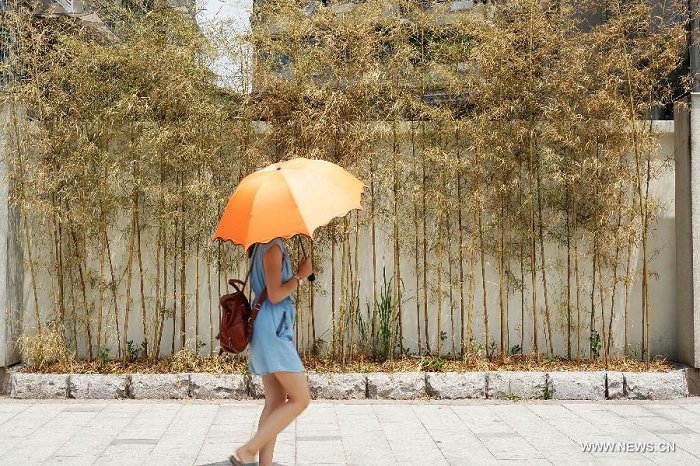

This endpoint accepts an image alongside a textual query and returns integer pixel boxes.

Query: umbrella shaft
[296,236,316,282]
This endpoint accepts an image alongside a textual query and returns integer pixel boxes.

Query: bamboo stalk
[310,240,316,356]
[598,258,608,369]
[105,235,122,358]
[411,123,422,355]
[437,193,444,356]
[155,226,169,358]
[643,151,652,366]
[414,202,422,356]
[613,0,651,365]
[68,224,93,359]
[476,149,489,357]
[23,212,41,336]
[499,194,505,357]
[67,253,79,355]
[456,134,466,358]
[331,233,337,359]
[520,234,526,354]
[49,210,61,330]
[195,240,201,353]
[607,185,625,356]
[370,149,378,353]
[135,200,150,357]
[55,212,66,331]
[447,204,455,359]
[573,196,581,360]
[536,156,554,355]
[590,232,597,358]
[528,137,538,359]
[97,207,107,352]
[180,183,187,350]
[123,199,137,360]
[152,219,163,360]
[566,187,572,360]
[467,226,477,351]
[421,124,430,354]
[207,249,214,356]
[352,211,360,359]
[392,123,402,357]
[339,218,348,363]
[519,162,526,354]
[172,216,178,356]
[623,224,633,358]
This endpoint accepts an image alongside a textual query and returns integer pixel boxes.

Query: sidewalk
[0,398,699,465]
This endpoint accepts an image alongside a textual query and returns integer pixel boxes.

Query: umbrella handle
[296,236,316,282]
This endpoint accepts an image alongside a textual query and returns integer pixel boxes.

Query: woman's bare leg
[236,371,310,462]
[257,374,286,466]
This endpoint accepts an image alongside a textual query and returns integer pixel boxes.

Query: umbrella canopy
[213,158,365,250]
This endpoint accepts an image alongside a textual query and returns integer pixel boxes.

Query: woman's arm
[262,243,313,304]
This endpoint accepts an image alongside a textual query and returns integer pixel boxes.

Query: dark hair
[247,243,258,258]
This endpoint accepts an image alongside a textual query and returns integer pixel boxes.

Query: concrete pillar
[675,94,700,368]
[0,112,23,372]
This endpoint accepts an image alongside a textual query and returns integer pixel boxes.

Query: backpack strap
[248,288,268,323]
[238,242,268,323]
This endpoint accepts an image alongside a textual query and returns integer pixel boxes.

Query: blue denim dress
[247,238,305,376]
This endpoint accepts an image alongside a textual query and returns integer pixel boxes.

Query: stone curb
[69,374,129,399]
[486,371,549,400]
[130,373,190,399]
[190,373,249,400]
[367,371,427,399]
[308,372,367,400]
[3,366,697,400]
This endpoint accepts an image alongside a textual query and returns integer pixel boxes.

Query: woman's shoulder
[260,237,285,255]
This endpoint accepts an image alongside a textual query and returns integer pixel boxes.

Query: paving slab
[0,399,698,465]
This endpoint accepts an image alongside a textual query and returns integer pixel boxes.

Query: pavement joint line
[110,439,159,445]
[369,403,399,463]
[0,402,32,429]
[64,406,104,412]
[410,403,452,465]
[483,404,554,462]
[447,404,499,462]
[0,403,67,464]
[525,402,598,462]
[88,403,148,466]
[194,404,220,464]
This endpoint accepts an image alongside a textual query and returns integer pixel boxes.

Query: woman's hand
[296,257,313,280]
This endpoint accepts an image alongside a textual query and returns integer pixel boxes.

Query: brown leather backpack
[216,246,268,354]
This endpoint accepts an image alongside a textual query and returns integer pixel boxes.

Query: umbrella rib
[280,170,314,238]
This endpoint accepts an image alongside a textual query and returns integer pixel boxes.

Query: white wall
[17,122,680,362]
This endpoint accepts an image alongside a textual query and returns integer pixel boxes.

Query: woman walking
[230,237,313,466]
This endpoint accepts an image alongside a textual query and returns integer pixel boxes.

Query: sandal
[229,452,258,466]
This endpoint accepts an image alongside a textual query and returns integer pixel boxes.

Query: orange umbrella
[213,157,365,250]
